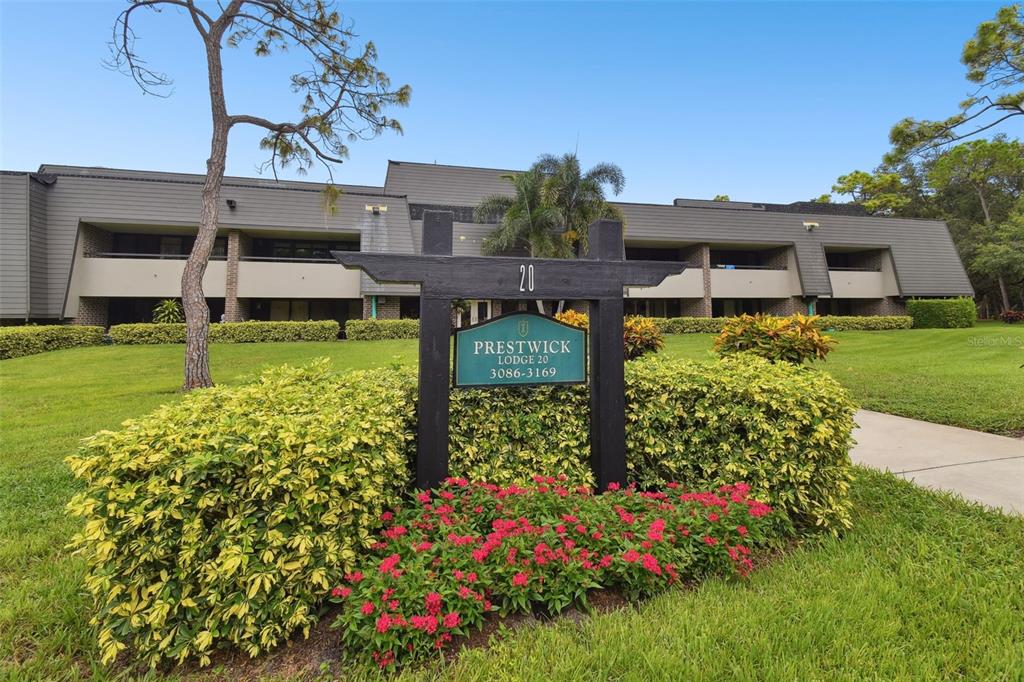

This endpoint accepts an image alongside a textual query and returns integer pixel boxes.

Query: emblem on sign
[453,311,587,388]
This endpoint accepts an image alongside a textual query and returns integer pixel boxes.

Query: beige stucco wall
[828,270,898,298]
[710,268,795,298]
[236,260,361,299]
[65,257,226,316]
[626,269,703,299]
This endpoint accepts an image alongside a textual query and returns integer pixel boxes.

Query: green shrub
[0,324,105,359]
[66,361,415,667]
[650,317,728,334]
[714,314,835,364]
[346,318,420,340]
[108,320,339,344]
[449,385,592,487]
[625,355,855,533]
[553,311,664,360]
[449,355,855,533]
[108,322,186,344]
[815,315,913,331]
[906,298,977,328]
[211,320,339,342]
[152,299,184,323]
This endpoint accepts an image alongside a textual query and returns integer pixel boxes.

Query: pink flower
[512,572,529,587]
[425,592,443,615]
[330,585,351,598]
[641,553,661,575]
[703,535,718,546]
[415,541,433,552]
[381,511,394,522]
[344,571,364,583]
[378,553,401,575]
[375,613,392,633]
[607,482,621,491]
[418,491,431,504]
[707,512,719,522]
[360,601,375,616]
[737,525,748,536]
[622,549,641,563]
[443,612,461,628]
[410,614,438,634]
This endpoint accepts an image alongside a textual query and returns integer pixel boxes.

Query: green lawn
[661,323,1024,435]
[1,325,1022,679]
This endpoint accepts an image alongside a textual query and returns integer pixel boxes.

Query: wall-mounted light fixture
[803,221,819,231]
[365,204,388,216]
[226,199,237,210]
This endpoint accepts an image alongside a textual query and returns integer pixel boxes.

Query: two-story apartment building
[0,161,974,327]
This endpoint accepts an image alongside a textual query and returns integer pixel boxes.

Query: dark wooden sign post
[334,211,685,491]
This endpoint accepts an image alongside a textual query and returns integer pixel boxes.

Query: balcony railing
[88,252,227,260]
[240,256,337,263]
[827,266,880,272]
[711,264,787,271]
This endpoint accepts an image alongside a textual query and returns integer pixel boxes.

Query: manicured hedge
[450,355,856,534]
[0,324,105,360]
[906,298,977,328]
[816,315,913,331]
[345,318,420,340]
[651,317,728,334]
[108,320,339,345]
[66,361,416,667]
[653,315,913,334]
[69,355,855,667]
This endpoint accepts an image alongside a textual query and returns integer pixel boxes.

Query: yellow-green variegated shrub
[449,355,856,533]
[449,385,593,487]
[66,360,415,668]
[625,355,856,533]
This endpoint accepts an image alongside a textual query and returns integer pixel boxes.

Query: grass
[660,322,1024,435]
[0,325,1021,679]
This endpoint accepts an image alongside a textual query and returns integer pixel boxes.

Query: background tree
[713,194,731,202]
[930,139,1024,310]
[830,169,914,215]
[533,153,625,250]
[475,168,567,314]
[889,3,1023,157]
[475,154,626,314]
[111,0,410,390]
[971,209,1024,310]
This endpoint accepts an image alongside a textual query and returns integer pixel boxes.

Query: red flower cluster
[329,477,783,668]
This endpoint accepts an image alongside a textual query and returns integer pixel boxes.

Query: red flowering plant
[329,475,790,668]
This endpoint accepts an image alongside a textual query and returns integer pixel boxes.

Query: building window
[625,246,684,262]
[250,237,359,260]
[110,233,225,258]
[712,299,763,317]
[400,297,420,319]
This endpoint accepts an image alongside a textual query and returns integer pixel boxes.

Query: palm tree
[475,168,570,314]
[534,153,625,251]
[475,167,572,259]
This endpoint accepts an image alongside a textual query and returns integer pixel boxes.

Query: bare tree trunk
[997,275,1011,313]
[182,38,230,391]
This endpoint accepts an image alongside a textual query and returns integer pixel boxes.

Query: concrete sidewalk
[851,410,1024,515]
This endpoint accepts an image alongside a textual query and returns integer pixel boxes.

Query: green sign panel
[453,312,587,388]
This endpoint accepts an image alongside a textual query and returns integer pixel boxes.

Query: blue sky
[0,1,1012,204]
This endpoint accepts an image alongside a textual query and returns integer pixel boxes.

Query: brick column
[362,295,402,319]
[73,297,108,327]
[224,230,248,322]
[698,244,712,317]
[765,297,805,316]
